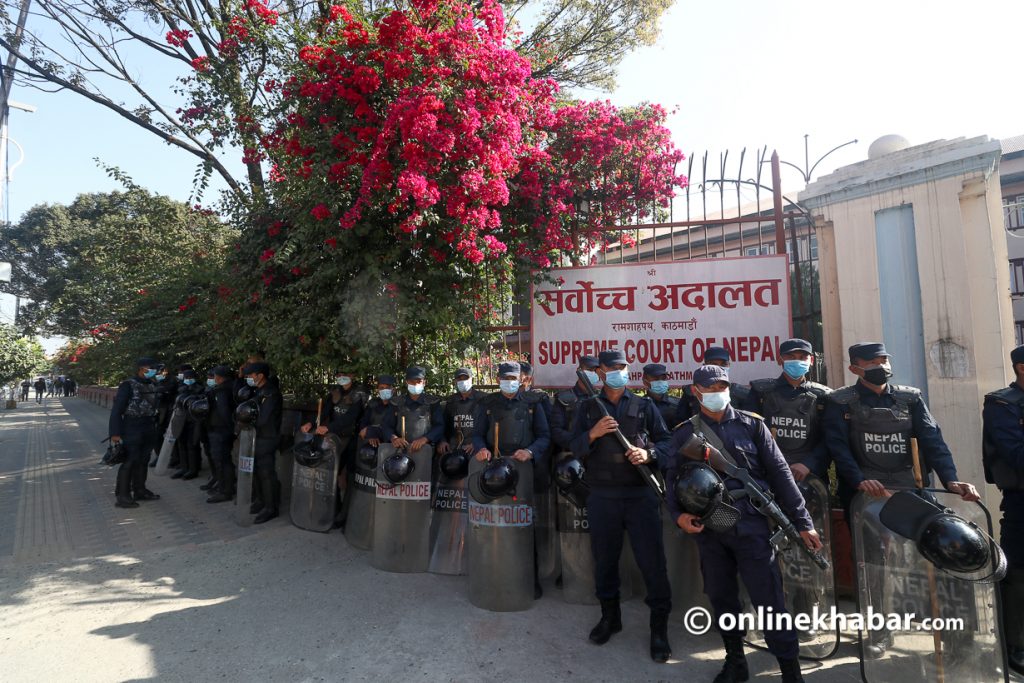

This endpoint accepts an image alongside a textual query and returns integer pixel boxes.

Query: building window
[1016,321,1024,346]
[1004,196,1024,231]
[1011,259,1024,296]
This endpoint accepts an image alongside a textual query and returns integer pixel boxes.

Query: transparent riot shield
[852,489,1008,683]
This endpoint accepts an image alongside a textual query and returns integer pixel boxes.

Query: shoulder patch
[735,408,764,421]
[803,381,832,396]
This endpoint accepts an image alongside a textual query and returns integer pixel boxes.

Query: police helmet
[357,443,378,468]
[918,514,990,575]
[554,457,586,492]
[185,395,210,420]
[439,449,469,480]
[673,462,741,533]
[468,457,519,503]
[235,384,254,403]
[174,392,191,408]
[102,441,126,466]
[382,452,415,485]
[234,399,259,425]
[293,438,323,468]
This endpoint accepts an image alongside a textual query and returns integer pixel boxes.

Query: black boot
[135,489,160,501]
[253,470,278,524]
[650,609,672,663]
[713,634,749,683]
[589,598,622,645]
[114,467,138,508]
[777,657,804,683]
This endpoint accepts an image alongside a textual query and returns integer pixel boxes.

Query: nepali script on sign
[531,256,791,388]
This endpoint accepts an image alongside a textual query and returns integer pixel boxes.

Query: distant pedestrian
[20,379,30,401]
[33,377,45,403]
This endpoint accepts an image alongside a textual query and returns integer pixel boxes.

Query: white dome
[868,134,911,159]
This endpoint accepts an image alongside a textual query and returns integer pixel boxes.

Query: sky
[2,0,1023,353]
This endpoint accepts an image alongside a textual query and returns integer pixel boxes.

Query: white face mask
[407,383,425,396]
[697,388,731,412]
[456,379,472,393]
[335,376,351,387]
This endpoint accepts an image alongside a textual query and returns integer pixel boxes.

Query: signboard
[531,256,792,388]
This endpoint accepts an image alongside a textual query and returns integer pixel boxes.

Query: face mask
[499,379,520,394]
[783,359,811,380]
[176,374,184,381]
[583,370,600,386]
[456,379,472,393]
[155,374,166,382]
[207,378,216,388]
[184,378,195,386]
[335,376,351,387]
[604,369,629,389]
[379,388,393,401]
[246,377,257,387]
[698,388,730,412]
[143,369,157,379]
[407,383,424,396]
[649,380,669,395]
[862,363,893,386]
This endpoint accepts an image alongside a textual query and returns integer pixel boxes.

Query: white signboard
[531,256,792,388]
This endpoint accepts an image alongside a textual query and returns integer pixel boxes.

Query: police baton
[575,368,666,502]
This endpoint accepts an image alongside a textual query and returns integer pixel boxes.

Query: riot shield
[289,434,344,533]
[428,451,470,575]
[663,507,709,614]
[153,406,187,476]
[556,490,634,605]
[343,439,377,550]
[534,477,560,583]
[370,443,433,573]
[742,474,838,659]
[234,427,256,527]
[467,458,535,612]
[852,489,1008,683]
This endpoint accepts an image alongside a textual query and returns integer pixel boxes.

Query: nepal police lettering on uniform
[983,386,1024,490]
[831,384,919,477]
[750,379,829,457]
[124,378,158,418]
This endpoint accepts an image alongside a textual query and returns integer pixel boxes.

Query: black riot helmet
[357,443,378,468]
[234,398,259,426]
[880,490,1007,582]
[439,449,469,480]
[185,395,210,420]
[554,457,590,509]
[673,462,741,533]
[102,440,126,466]
[469,457,519,503]
[236,384,254,403]
[382,452,415,485]
[293,438,323,468]
[175,392,191,408]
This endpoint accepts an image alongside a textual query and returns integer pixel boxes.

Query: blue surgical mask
[583,370,600,386]
[783,359,811,380]
[698,388,730,412]
[604,369,629,389]
[155,374,166,382]
[649,380,669,395]
[184,378,196,386]
[407,383,424,396]
[335,376,351,387]
[499,379,520,394]
[456,379,473,394]
[246,377,257,387]
[206,378,216,388]
[379,388,393,401]
[143,369,157,379]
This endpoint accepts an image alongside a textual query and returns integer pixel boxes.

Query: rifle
[680,431,830,571]
[575,368,666,501]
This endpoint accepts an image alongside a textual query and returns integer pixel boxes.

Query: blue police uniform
[569,388,673,612]
[471,391,551,461]
[747,374,831,478]
[109,365,161,505]
[666,404,813,660]
[551,384,588,451]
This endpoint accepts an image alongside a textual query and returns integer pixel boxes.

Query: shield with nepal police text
[531,256,791,387]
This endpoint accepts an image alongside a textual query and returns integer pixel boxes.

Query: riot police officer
[383,366,444,453]
[360,375,397,445]
[981,344,1024,675]
[108,357,162,508]
[244,361,283,524]
[473,361,552,599]
[204,366,237,504]
[172,368,205,480]
[666,365,821,683]
[551,355,599,452]
[569,349,673,663]
[150,364,177,467]
[642,363,679,430]
[824,342,980,658]
[674,347,751,425]
[438,368,483,458]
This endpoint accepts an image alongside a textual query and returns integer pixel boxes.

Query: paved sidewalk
[0,397,870,681]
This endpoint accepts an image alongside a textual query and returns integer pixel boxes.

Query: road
[0,395,870,681]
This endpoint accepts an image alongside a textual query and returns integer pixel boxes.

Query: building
[1000,135,1024,343]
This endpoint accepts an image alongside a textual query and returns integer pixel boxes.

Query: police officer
[569,349,673,663]
[383,366,444,454]
[438,368,483,457]
[301,367,367,527]
[244,361,283,524]
[360,374,397,445]
[205,366,237,504]
[20,378,30,401]
[666,365,821,683]
[33,377,45,403]
[747,339,830,481]
[551,355,600,452]
[108,357,162,508]
[824,342,980,658]
[642,363,679,430]
[981,344,1024,675]
[149,364,177,467]
[172,368,205,480]
[674,347,751,425]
